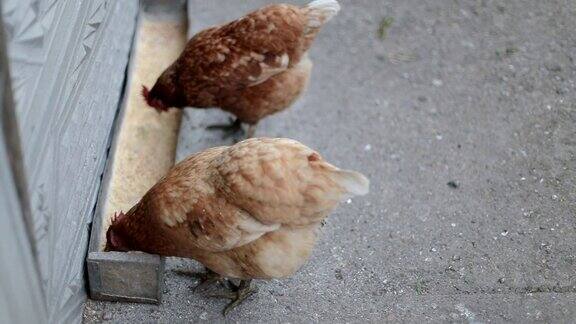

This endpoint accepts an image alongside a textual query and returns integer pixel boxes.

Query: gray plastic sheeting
[1,1,138,322]
[0,7,46,322]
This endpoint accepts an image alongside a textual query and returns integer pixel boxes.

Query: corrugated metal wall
[1,0,138,322]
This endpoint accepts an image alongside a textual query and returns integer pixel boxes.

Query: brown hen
[142,0,340,138]
[105,138,368,314]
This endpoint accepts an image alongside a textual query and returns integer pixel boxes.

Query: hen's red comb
[141,85,150,103]
[112,211,125,224]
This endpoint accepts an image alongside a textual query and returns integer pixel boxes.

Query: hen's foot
[173,268,222,292]
[209,279,257,316]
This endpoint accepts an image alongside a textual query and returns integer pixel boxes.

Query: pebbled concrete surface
[84,0,576,322]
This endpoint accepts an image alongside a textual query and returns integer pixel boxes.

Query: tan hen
[105,138,368,314]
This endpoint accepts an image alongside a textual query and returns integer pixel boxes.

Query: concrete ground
[84,0,576,322]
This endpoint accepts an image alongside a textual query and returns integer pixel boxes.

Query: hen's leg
[246,122,258,139]
[209,279,257,316]
[206,117,243,138]
[173,268,222,292]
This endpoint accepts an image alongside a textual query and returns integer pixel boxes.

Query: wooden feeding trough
[86,0,188,303]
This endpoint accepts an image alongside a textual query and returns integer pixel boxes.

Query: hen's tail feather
[331,169,370,196]
[304,0,340,28]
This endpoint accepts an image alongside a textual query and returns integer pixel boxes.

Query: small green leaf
[378,17,394,40]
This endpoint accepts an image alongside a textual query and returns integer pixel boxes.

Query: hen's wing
[215,138,369,226]
[182,196,280,252]
[177,4,307,94]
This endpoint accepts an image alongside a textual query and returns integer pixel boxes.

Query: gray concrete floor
[84,0,576,322]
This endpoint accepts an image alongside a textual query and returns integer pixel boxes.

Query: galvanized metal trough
[86,0,188,304]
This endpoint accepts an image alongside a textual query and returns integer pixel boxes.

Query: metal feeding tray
[86,0,188,303]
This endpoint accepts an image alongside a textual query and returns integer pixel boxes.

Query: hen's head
[104,211,130,252]
[142,85,170,112]
[142,66,181,112]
